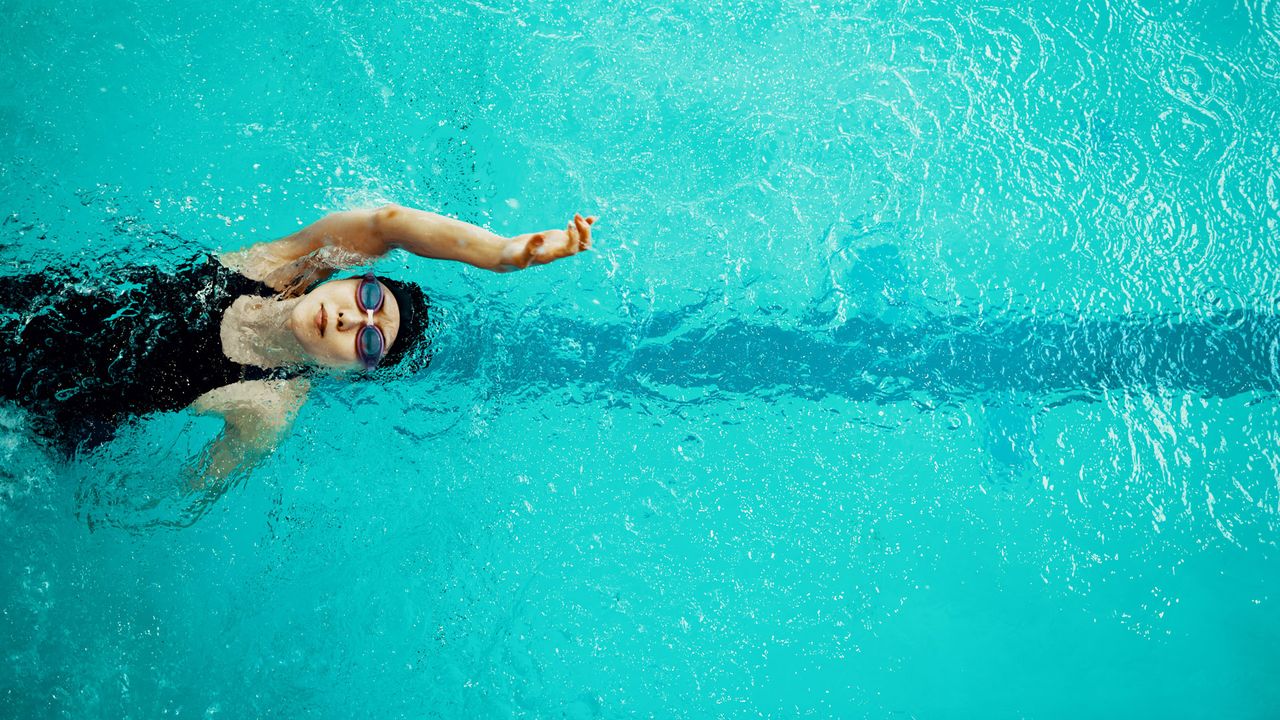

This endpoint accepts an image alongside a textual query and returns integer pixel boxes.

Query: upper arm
[185,379,308,487]
[221,208,393,293]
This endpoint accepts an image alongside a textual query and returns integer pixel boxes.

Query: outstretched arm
[374,204,596,272]
[222,204,595,291]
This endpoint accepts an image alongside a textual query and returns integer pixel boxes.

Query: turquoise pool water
[3,0,1280,716]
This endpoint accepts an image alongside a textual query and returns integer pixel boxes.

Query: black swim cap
[377,276,432,371]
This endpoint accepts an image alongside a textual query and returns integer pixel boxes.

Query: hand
[499,214,596,271]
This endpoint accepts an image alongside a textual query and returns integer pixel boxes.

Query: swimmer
[0,205,597,482]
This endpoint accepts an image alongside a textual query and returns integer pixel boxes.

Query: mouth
[316,304,327,337]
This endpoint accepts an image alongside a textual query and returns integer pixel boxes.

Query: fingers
[573,213,592,251]
[565,217,581,256]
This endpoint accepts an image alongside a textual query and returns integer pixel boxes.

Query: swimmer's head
[288,275,431,371]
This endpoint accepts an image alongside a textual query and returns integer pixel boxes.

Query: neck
[221,295,309,368]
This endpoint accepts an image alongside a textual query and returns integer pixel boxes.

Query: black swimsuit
[0,253,298,454]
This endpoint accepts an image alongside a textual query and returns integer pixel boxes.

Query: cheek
[326,333,357,361]
[290,300,321,348]
[308,331,359,368]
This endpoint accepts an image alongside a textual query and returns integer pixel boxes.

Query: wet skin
[288,278,401,368]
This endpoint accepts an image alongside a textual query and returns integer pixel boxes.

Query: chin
[289,296,312,326]
[289,299,318,337]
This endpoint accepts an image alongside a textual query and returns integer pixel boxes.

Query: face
[289,277,401,368]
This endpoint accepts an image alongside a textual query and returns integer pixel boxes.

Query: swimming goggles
[355,272,387,370]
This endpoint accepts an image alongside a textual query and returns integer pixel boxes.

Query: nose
[335,307,360,332]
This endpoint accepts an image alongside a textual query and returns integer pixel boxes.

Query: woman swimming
[0,204,596,480]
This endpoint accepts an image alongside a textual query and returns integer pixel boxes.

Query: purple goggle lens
[355,273,386,370]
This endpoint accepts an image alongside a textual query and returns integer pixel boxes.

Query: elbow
[373,203,405,221]
[371,204,405,247]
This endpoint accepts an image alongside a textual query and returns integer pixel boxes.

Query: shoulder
[214,247,270,282]
[186,251,285,301]
[191,378,310,450]
[192,378,311,422]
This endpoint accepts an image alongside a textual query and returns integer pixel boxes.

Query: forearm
[374,204,514,272]
[185,430,273,490]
